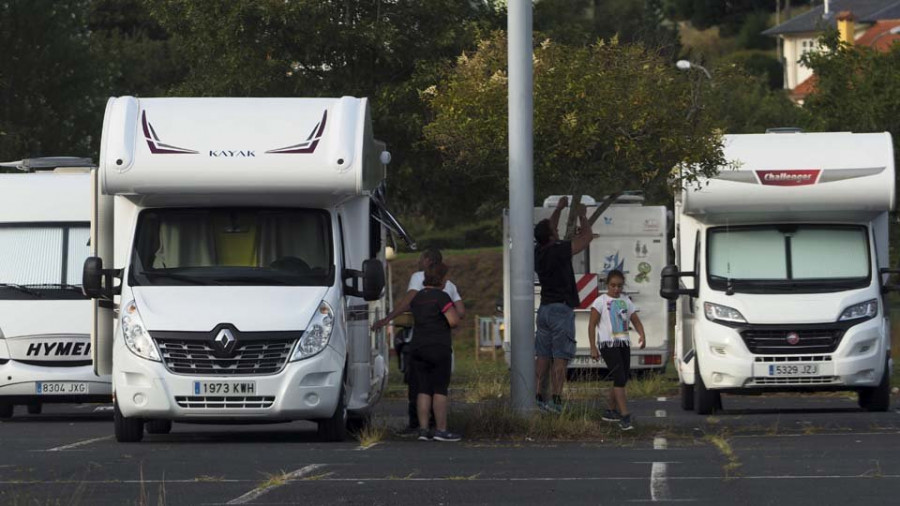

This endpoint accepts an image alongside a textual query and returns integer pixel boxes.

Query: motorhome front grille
[739,326,847,355]
[747,376,841,386]
[154,338,296,375]
[175,396,275,409]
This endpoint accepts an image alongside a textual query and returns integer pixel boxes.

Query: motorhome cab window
[0,223,91,299]
[130,208,334,286]
[707,225,870,293]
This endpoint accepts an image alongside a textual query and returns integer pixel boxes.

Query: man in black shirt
[534,196,594,412]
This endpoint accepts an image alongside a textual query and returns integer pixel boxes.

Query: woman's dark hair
[606,269,625,284]
[421,248,443,266]
[424,262,449,287]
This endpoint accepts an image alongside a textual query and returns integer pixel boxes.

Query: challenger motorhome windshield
[0,223,91,299]
[129,208,334,287]
[707,225,871,293]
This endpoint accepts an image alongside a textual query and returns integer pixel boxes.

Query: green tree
[423,32,729,232]
[0,0,102,161]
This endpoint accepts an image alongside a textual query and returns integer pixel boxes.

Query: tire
[347,413,372,434]
[859,358,891,412]
[317,376,349,442]
[145,419,173,435]
[680,382,694,411]
[694,359,720,415]
[0,403,12,419]
[27,404,42,415]
[114,400,144,443]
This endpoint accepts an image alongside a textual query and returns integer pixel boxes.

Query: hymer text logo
[209,150,256,158]
[26,342,92,357]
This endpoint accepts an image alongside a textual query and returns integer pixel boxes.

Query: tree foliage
[423,32,728,223]
[0,0,102,160]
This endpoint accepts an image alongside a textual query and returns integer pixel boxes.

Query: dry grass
[257,470,290,489]
[705,433,742,478]
[354,422,387,449]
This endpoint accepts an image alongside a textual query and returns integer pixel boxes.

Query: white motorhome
[84,96,408,442]
[503,195,670,375]
[662,131,896,414]
[0,158,112,417]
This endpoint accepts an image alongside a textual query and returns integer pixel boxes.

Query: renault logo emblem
[786,332,800,345]
[215,328,237,354]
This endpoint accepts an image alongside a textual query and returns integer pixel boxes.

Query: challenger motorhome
[661,132,896,414]
[0,158,112,417]
[84,97,408,442]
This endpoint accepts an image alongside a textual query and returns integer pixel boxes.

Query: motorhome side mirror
[660,265,682,301]
[362,259,385,302]
[83,257,104,298]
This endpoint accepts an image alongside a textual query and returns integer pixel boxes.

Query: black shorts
[411,346,452,396]
[600,346,631,388]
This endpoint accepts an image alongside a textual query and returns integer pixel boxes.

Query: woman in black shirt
[410,262,461,441]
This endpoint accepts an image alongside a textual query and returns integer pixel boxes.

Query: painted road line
[226,464,324,505]
[650,463,671,502]
[655,410,667,418]
[93,406,114,412]
[43,436,113,452]
[657,397,667,402]
[653,437,667,450]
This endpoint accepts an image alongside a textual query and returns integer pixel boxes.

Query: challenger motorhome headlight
[293,301,334,361]
[704,302,747,324]
[121,300,161,361]
[839,299,878,322]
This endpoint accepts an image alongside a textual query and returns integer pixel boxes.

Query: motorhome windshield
[707,225,870,294]
[0,223,91,300]
[130,208,334,287]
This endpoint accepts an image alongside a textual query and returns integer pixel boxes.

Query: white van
[662,131,895,414]
[503,195,670,374]
[0,158,112,417]
[83,96,409,442]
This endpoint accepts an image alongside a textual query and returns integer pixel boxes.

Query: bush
[722,50,783,89]
[736,11,776,51]
[399,219,501,252]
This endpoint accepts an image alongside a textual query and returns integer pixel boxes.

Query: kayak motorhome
[0,158,112,417]
[84,97,409,442]
[662,131,896,414]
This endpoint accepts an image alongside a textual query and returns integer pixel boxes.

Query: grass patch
[705,433,742,478]
[258,471,290,489]
[448,400,659,442]
[627,373,677,399]
[354,422,387,449]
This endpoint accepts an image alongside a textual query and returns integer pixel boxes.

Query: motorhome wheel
[680,382,694,411]
[858,357,891,412]
[694,359,720,415]
[114,399,144,443]
[317,374,350,442]
[0,403,12,419]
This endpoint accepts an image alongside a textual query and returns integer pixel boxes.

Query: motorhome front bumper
[113,337,343,421]
[694,316,886,390]
[0,360,112,403]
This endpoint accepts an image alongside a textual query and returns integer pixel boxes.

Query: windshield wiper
[142,271,210,285]
[0,283,42,297]
[214,276,294,285]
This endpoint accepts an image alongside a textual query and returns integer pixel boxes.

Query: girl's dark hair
[421,248,443,265]
[606,269,625,283]
[424,262,449,287]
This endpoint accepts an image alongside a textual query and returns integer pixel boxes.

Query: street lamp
[675,59,712,80]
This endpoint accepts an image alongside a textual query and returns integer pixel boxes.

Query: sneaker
[601,409,622,422]
[417,428,433,441]
[433,430,462,442]
[546,401,564,414]
[536,398,552,413]
[618,414,634,431]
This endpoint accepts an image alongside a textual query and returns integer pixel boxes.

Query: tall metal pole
[508,0,535,414]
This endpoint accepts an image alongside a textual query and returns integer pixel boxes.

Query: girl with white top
[588,269,646,430]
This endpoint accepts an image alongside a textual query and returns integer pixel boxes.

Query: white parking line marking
[653,437,667,450]
[657,397,667,402]
[226,464,324,505]
[650,463,671,502]
[93,406,114,412]
[43,436,113,452]
[655,410,667,418]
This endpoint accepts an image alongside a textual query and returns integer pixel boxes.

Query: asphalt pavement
[1,395,899,505]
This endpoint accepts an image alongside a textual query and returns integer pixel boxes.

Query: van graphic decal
[756,169,821,186]
[141,111,200,154]
[266,110,328,154]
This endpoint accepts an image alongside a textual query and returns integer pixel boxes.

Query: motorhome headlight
[121,300,160,361]
[704,302,747,324]
[839,299,878,322]
[293,301,334,361]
